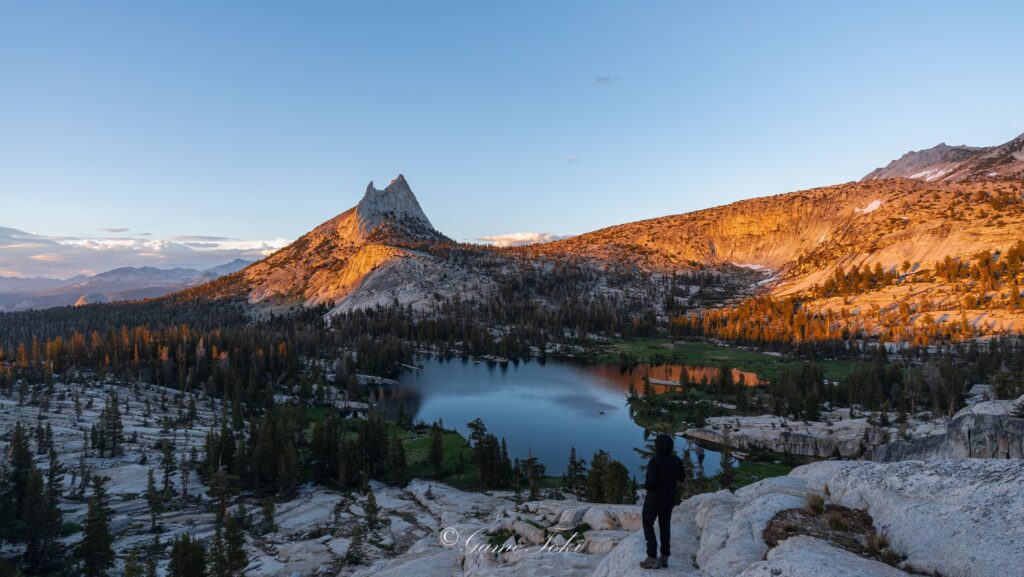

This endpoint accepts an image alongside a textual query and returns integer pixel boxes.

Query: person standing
[640,434,684,569]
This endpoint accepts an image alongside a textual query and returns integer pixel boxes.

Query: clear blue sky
[2,0,1023,246]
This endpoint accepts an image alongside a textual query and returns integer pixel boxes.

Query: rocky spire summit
[355,174,437,238]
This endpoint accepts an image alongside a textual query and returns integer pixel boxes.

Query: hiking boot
[659,555,669,567]
[639,556,661,569]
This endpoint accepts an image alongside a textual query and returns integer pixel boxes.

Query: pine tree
[585,451,631,504]
[161,438,178,500]
[680,448,695,497]
[0,461,16,543]
[364,488,382,532]
[717,433,736,490]
[8,422,32,511]
[102,394,125,456]
[586,451,609,503]
[259,497,276,535]
[344,525,366,566]
[45,446,64,502]
[92,424,106,458]
[428,423,444,478]
[35,421,46,454]
[499,438,513,486]
[387,428,407,486]
[21,465,61,572]
[76,475,114,577]
[276,443,298,498]
[564,447,587,500]
[518,453,541,501]
[803,390,821,421]
[1012,399,1024,419]
[396,401,410,429]
[145,535,161,577]
[76,449,91,498]
[180,453,191,501]
[209,525,227,577]
[124,551,145,577]
[167,533,206,577]
[225,513,248,576]
[146,468,162,532]
[600,459,631,504]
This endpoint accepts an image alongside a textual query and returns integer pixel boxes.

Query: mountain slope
[201,176,495,314]
[863,132,1024,182]
[188,171,1024,335]
[539,179,1022,282]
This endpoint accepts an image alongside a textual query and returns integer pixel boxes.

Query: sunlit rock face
[355,175,441,240]
[532,177,1024,289]
[74,291,109,306]
[528,175,1024,333]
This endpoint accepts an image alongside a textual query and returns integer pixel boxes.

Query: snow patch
[854,199,883,214]
[908,167,952,181]
[731,262,768,270]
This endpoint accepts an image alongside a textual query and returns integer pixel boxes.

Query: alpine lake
[374,357,764,479]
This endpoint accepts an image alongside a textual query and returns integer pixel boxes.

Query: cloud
[568,155,579,163]
[99,227,131,233]
[475,232,569,247]
[170,235,233,242]
[593,75,621,85]
[0,226,289,278]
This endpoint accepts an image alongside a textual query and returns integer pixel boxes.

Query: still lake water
[375,357,739,479]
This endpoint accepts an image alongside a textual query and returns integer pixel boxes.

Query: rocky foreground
[4,380,1022,577]
[364,458,1023,577]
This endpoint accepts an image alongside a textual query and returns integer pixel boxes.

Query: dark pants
[642,503,672,558]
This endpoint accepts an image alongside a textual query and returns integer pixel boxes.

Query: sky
[2,1,1024,277]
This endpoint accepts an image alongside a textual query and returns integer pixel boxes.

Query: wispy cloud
[475,232,569,247]
[170,235,232,242]
[0,227,289,278]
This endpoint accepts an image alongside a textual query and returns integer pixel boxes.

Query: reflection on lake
[579,363,763,393]
[374,357,726,478]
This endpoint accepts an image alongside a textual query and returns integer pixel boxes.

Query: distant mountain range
[0,259,252,311]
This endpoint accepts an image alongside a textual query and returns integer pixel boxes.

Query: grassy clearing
[732,459,795,488]
[304,405,332,425]
[403,427,477,488]
[402,427,565,490]
[586,337,869,382]
[305,413,565,491]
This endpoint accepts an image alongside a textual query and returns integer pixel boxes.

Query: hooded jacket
[643,434,685,509]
